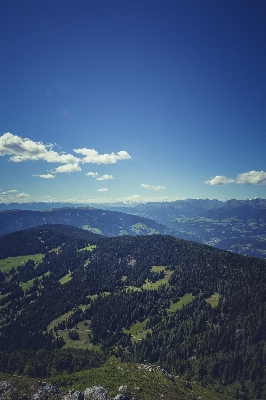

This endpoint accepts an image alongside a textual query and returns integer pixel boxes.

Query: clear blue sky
[1,0,266,204]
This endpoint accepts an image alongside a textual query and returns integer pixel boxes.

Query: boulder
[0,381,16,399]
[84,386,107,400]
[31,381,62,400]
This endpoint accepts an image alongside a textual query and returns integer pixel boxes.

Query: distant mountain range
[0,207,176,238]
[109,198,266,258]
[1,198,266,258]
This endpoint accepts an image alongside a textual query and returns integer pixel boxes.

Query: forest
[1,224,266,399]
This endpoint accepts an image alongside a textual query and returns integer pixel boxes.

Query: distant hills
[0,207,176,237]
[1,198,266,258]
[110,198,266,259]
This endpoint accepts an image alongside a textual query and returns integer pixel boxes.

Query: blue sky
[1,0,266,204]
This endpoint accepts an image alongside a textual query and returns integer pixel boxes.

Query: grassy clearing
[0,292,10,300]
[151,265,165,272]
[123,318,151,342]
[130,223,159,235]
[20,271,50,292]
[48,310,77,331]
[170,293,195,313]
[78,244,96,252]
[20,278,35,291]
[58,321,100,352]
[59,272,72,285]
[0,254,44,275]
[82,225,102,235]
[48,309,100,351]
[126,266,173,292]
[206,292,221,308]
[143,268,173,290]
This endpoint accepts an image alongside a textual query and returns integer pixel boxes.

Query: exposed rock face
[31,381,63,400]
[84,386,107,400]
[0,381,16,399]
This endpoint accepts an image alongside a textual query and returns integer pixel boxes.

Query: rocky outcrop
[0,381,16,399]
[0,382,135,400]
[63,389,84,400]
[31,381,63,399]
[84,386,107,400]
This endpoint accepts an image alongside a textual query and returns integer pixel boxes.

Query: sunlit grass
[0,254,44,275]
[78,244,96,252]
[123,318,151,342]
[59,272,72,284]
[205,292,220,308]
[169,293,195,313]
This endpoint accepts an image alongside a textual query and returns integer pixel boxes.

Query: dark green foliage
[1,225,266,398]
[0,348,105,377]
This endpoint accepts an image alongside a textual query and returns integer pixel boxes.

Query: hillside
[110,198,266,259]
[2,198,266,259]
[1,225,266,399]
[0,207,176,237]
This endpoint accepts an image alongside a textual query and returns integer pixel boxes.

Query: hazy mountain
[1,198,266,258]
[0,207,176,237]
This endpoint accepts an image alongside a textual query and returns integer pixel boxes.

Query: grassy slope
[0,254,44,275]
[49,360,236,400]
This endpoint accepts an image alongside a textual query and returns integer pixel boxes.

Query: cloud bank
[0,133,131,177]
[0,132,78,164]
[0,190,30,203]
[205,170,266,185]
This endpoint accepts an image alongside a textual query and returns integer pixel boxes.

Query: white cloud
[204,175,235,186]
[35,174,55,179]
[236,170,266,185]
[205,170,266,186]
[85,172,98,177]
[97,188,108,192]
[7,189,18,192]
[53,163,81,173]
[96,174,114,181]
[73,148,131,164]
[0,132,79,164]
[141,184,165,191]
[17,193,30,199]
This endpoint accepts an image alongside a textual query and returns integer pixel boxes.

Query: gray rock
[31,381,62,400]
[84,386,107,400]
[0,381,16,399]
[64,389,84,400]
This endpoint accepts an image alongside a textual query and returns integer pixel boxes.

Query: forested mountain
[2,198,266,259]
[1,225,266,399]
[0,207,176,237]
[109,198,266,259]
